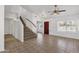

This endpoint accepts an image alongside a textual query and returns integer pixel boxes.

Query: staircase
[24,27,37,40]
[20,16,37,40]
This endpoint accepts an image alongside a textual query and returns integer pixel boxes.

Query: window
[57,20,79,32]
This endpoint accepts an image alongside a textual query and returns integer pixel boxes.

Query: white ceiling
[5,5,79,19]
[21,5,79,16]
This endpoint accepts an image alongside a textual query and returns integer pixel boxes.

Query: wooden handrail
[20,16,26,27]
[24,18,36,28]
[20,16,36,28]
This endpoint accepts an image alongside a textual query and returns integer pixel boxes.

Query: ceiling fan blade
[58,10,66,12]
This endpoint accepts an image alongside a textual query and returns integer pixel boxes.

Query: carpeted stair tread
[24,26,37,40]
[24,35,37,40]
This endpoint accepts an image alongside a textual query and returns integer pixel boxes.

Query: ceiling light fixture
[48,5,66,15]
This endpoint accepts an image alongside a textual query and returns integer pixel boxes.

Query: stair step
[24,31,34,34]
[24,35,37,40]
[24,28,30,30]
[24,30,33,32]
[24,33,35,37]
[24,35,37,38]
[24,27,29,29]
[24,26,37,40]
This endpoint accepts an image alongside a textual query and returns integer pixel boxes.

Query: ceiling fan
[48,5,66,15]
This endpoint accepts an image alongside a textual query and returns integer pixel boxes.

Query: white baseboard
[0,49,5,52]
[49,33,79,40]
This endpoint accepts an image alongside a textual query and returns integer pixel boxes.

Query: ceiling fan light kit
[49,5,66,15]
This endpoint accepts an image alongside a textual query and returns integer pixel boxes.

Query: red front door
[44,22,49,34]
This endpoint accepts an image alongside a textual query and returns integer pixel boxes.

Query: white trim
[0,48,5,52]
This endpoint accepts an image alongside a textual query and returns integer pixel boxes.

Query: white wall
[5,18,24,42]
[5,5,24,42]
[10,19,24,42]
[4,18,12,34]
[49,15,79,39]
[0,5,4,51]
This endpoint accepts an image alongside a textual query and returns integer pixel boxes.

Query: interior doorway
[44,21,49,34]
